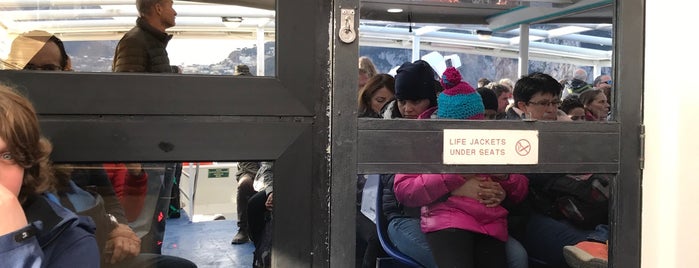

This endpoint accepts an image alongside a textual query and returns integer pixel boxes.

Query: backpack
[528,173,610,229]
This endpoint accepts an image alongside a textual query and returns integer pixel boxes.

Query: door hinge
[639,124,645,170]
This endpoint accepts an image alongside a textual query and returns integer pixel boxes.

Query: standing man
[112,0,180,254]
[113,0,178,73]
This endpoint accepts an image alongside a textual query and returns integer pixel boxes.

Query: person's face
[370,87,394,114]
[25,42,63,71]
[0,137,24,198]
[398,99,431,119]
[587,92,610,119]
[497,92,510,113]
[517,92,560,120]
[157,0,177,28]
[358,72,369,91]
[567,107,586,121]
[596,75,612,90]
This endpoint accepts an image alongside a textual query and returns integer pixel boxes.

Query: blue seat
[375,176,424,268]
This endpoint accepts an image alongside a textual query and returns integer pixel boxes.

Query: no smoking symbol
[515,139,531,156]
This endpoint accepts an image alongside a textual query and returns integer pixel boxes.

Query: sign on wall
[443,129,539,165]
[207,168,230,178]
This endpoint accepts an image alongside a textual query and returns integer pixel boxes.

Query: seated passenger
[506,72,610,267]
[54,165,197,268]
[7,29,197,268]
[0,84,100,267]
[560,96,586,121]
[231,161,260,244]
[578,89,610,121]
[358,74,395,118]
[248,162,274,268]
[378,61,528,268]
[393,67,529,268]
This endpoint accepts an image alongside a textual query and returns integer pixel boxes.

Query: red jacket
[103,163,148,222]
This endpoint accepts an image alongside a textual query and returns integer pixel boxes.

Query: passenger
[488,83,513,118]
[112,0,182,253]
[379,60,441,268]
[54,165,197,268]
[579,89,610,121]
[593,75,613,107]
[9,30,196,267]
[229,64,262,245]
[478,77,492,88]
[0,84,100,267]
[506,72,610,267]
[231,161,260,244]
[393,67,529,268]
[103,163,149,222]
[248,162,274,267]
[5,30,71,71]
[498,78,514,93]
[561,68,592,100]
[356,74,394,267]
[379,61,527,268]
[560,96,586,121]
[477,87,499,120]
[358,57,377,90]
[358,74,395,118]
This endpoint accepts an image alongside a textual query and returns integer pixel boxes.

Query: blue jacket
[0,194,100,268]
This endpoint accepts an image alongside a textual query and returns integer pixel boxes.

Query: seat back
[375,175,424,268]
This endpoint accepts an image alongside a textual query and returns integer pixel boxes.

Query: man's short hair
[490,83,510,97]
[513,72,562,104]
[136,0,163,16]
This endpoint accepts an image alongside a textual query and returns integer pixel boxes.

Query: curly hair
[0,84,54,203]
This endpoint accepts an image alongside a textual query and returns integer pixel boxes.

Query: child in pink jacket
[394,67,529,268]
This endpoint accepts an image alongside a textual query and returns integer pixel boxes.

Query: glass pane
[57,161,273,267]
[358,20,614,121]
[0,0,276,76]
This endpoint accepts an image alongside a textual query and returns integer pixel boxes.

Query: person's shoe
[563,241,608,268]
[231,230,249,244]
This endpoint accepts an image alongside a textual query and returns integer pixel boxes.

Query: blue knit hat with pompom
[437,67,485,119]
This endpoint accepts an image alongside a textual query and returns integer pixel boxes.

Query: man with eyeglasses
[505,72,610,267]
[505,72,563,121]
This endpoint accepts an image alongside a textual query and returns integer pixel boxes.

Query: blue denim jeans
[388,217,530,268]
[521,213,608,267]
[505,237,529,268]
[387,217,438,268]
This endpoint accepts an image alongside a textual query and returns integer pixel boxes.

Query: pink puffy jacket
[394,173,528,242]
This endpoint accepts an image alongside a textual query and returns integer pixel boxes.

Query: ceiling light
[387,8,403,13]
[476,30,492,40]
[222,16,243,27]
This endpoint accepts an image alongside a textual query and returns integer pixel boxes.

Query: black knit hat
[394,60,438,102]
[477,87,498,111]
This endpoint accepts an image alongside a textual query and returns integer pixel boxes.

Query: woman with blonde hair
[0,84,100,267]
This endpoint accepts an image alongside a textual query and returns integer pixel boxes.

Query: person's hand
[477,179,506,208]
[265,193,273,211]
[124,163,143,177]
[103,223,141,264]
[450,174,485,199]
[0,183,27,236]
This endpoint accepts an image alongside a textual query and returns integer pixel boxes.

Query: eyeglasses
[527,100,562,107]
[24,63,62,71]
[604,80,612,85]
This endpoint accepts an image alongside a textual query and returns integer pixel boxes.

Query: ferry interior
[0,0,637,267]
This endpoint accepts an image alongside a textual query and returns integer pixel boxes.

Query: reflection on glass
[0,1,276,76]
[358,20,614,120]
[56,161,274,267]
